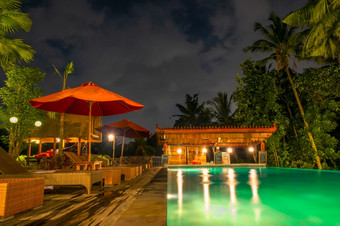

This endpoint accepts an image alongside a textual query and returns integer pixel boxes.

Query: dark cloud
[5,0,308,133]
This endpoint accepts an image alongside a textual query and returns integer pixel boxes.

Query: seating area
[0,147,157,221]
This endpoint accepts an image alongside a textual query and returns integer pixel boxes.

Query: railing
[152,156,162,167]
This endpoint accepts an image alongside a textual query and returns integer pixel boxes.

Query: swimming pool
[167,166,340,225]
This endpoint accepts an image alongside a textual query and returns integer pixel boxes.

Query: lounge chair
[91,154,110,167]
[104,155,120,166]
[0,147,103,196]
[64,151,102,170]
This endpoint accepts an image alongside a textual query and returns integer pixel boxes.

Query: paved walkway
[2,167,167,226]
[114,167,167,226]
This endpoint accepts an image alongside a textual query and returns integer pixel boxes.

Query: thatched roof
[28,113,102,143]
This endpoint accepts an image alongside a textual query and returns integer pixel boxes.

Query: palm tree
[283,0,339,62]
[127,138,156,156]
[173,93,212,127]
[244,12,322,169]
[0,0,35,70]
[52,61,74,155]
[207,92,235,126]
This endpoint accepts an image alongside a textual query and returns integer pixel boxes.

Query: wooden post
[261,142,265,152]
[77,137,81,156]
[88,101,93,162]
[28,139,31,157]
[53,138,57,156]
[38,140,42,154]
[120,129,127,165]
[185,146,188,165]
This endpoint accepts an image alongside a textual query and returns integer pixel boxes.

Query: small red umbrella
[29,82,144,161]
[96,119,150,164]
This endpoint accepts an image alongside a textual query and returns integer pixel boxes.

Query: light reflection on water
[167,167,340,226]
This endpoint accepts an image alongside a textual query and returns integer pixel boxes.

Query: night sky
[14,0,310,134]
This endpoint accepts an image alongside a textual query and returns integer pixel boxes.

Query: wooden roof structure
[28,113,102,144]
[156,124,277,147]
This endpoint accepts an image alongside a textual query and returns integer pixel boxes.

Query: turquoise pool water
[167,167,340,225]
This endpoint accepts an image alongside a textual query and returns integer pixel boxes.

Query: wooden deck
[1,167,166,226]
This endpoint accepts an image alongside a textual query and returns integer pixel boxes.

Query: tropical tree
[0,0,35,71]
[207,92,236,126]
[52,61,74,155]
[173,93,212,127]
[0,65,45,158]
[126,138,156,156]
[283,0,340,62]
[53,61,74,91]
[243,12,322,169]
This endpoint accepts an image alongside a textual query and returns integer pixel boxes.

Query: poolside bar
[156,124,277,165]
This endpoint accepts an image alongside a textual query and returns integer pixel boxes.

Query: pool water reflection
[167,167,340,225]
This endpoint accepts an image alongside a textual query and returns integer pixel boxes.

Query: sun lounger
[101,168,121,186]
[0,147,27,174]
[0,148,103,196]
[64,151,102,170]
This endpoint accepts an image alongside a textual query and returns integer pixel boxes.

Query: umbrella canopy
[96,119,150,164]
[96,119,150,138]
[29,82,144,162]
[29,82,143,116]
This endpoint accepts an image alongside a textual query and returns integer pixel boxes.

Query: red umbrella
[29,82,144,162]
[96,119,150,164]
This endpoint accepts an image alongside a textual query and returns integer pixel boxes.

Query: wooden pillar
[185,146,188,165]
[28,138,31,157]
[261,142,265,152]
[53,138,57,156]
[77,137,81,156]
[38,140,42,154]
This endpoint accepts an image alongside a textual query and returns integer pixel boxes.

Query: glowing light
[56,138,61,143]
[227,148,232,153]
[202,169,209,183]
[249,147,254,152]
[177,170,183,216]
[202,148,207,153]
[35,121,42,127]
[10,117,18,123]
[167,194,176,199]
[216,146,220,150]
[32,139,40,144]
[202,169,210,213]
[177,148,182,154]
[108,134,114,141]
[227,169,237,205]
[248,169,260,204]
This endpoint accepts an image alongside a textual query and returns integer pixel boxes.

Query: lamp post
[34,121,42,154]
[28,120,42,157]
[108,134,115,161]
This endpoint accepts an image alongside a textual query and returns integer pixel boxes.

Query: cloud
[17,0,308,133]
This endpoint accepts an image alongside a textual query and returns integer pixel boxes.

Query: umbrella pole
[120,129,126,165]
[88,102,93,162]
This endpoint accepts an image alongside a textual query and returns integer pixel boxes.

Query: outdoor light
[56,138,61,143]
[32,139,40,144]
[10,117,18,123]
[216,146,220,150]
[177,148,182,154]
[202,148,207,153]
[249,147,254,152]
[108,134,114,142]
[35,121,42,127]
[227,148,232,153]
